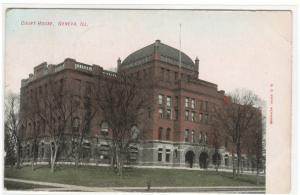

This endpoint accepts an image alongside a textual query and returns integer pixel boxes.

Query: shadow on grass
[218,171,265,186]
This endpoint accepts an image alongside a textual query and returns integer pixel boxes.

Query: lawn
[5,165,265,188]
[4,180,55,190]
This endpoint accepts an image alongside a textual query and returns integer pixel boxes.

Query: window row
[158,108,178,120]
[159,67,191,82]
[157,148,172,162]
[129,68,151,80]
[158,95,210,112]
[185,110,209,124]
[24,79,93,99]
[158,94,178,107]
[184,129,208,144]
[185,97,209,111]
[158,127,172,140]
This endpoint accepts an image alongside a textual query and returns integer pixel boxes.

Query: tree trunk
[50,145,58,173]
[236,143,241,176]
[115,146,124,176]
[75,146,79,168]
[16,142,21,169]
[232,151,236,178]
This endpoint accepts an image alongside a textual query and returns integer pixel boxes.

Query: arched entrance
[199,152,209,169]
[185,151,195,168]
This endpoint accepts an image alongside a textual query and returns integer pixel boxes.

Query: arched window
[131,125,139,139]
[101,121,109,136]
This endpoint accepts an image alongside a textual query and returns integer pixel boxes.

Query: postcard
[3,4,293,194]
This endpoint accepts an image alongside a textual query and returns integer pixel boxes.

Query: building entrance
[199,152,209,169]
[185,151,195,168]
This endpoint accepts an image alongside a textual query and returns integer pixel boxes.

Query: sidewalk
[5,178,265,192]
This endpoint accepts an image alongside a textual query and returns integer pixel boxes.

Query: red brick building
[19,40,253,169]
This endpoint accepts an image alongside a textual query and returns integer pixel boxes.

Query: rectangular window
[166,96,172,107]
[185,110,189,120]
[204,114,209,124]
[166,149,171,162]
[166,128,171,140]
[199,132,203,143]
[204,101,208,111]
[158,94,163,105]
[174,109,178,120]
[191,112,195,122]
[74,79,81,95]
[166,109,172,119]
[185,97,189,108]
[159,108,163,119]
[166,69,170,81]
[158,148,163,162]
[191,98,195,109]
[175,72,178,80]
[199,113,203,122]
[191,130,195,143]
[199,100,203,110]
[158,128,163,140]
[85,82,92,95]
[160,68,164,80]
[185,129,189,142]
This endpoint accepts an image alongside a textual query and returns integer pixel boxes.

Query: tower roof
[121,40,195,70]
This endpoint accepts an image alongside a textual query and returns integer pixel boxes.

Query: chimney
[117,57,122,72]
[194,57,199,78]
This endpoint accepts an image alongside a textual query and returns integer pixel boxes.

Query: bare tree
[4,93,23,168]
[214,89,261,178]
[244,110,264,184]
[210,116,223,172]
[70,89,99,168]
[35,77,75,172]
[24,91,40,170]
[95,72,153,176]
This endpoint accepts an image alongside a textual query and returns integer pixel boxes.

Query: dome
[121,40,195,70]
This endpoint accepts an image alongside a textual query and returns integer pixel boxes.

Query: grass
[4,180,55,190]
[5,165,265,188]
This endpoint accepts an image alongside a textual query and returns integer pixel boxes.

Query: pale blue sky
[5,9,292,103]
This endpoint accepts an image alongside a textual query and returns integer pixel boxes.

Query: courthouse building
[19,40,248,169]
